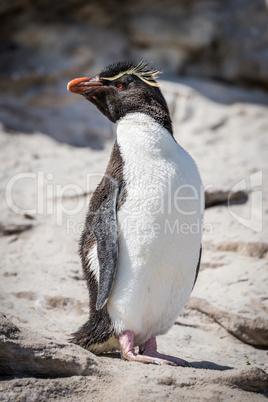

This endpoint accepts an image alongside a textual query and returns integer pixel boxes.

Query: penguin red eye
[116,83,123,89]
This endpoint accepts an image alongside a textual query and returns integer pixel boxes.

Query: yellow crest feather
[101,60,161,87]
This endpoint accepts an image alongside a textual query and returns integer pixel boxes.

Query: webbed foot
[119,330,190,367]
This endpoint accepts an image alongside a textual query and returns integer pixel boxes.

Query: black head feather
[100,61,135,79]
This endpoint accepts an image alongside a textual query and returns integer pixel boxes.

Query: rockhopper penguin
[67,61,204,366]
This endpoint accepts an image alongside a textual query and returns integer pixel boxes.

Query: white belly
[107,113,204,345]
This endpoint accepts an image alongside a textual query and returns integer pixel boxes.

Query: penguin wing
[92,181,119,311]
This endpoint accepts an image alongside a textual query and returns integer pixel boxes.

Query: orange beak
[67,77,103,95]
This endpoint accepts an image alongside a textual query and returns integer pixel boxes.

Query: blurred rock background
[1,1,268,400]
[0,0,268,148]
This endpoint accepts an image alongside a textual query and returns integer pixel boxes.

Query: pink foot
[139,337,190,367]
[119,330,190,367]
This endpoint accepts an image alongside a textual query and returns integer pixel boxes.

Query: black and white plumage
[67,61,204,365]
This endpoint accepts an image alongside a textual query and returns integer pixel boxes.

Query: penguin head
[68,61,173,134]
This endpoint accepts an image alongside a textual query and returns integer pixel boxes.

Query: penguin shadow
[98,353,233,370]
[189,361,233,371]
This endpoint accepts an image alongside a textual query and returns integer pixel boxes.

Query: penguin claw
[154,358,189,367]
[150,358,181,367]
[163,360,178,367]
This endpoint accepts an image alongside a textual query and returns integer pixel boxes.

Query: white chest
[107,113,204,344]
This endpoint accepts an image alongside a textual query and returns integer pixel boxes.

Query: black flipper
[92,181,119,311]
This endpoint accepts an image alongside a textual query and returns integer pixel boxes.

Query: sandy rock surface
[0,80,267,400]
